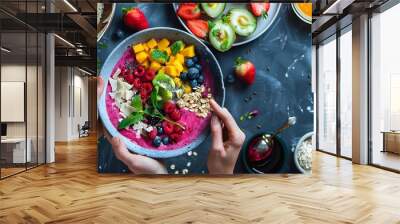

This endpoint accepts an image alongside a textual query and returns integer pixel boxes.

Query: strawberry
[234,57,256,85]
[163,101,176,114]
[249,3,270,18]
[187,19,208,39]
[162,121,174,135]
[122,7,149,31]
[144,69,156,81]
[177,4,201,20]
[169,109,181,121]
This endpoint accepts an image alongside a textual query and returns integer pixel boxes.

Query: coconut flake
[112,68,121,79]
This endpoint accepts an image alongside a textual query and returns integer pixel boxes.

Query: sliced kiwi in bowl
[201,3,226,18]
[227,8,257,37]
[209,20,236,52]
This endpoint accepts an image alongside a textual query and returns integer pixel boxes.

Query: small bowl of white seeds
[294,132,314,174]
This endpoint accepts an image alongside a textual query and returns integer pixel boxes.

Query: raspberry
[142,82,153,94]
[147,129,157,140]
[144,69,156,81]
[169,109,181,121]
[125,74,135,84]
[136,65,145,77]
[173,124,183,135]
[170,133,181,142]
[162,121,174,135]
[132,78,142,89]
[140,90,149,100]
[163,101,176,114]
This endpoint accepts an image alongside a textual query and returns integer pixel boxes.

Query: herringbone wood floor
[1,135,400,224]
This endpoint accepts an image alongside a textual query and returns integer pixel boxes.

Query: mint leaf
[131,95,143,111]
[150,86,163,109]
[118,112,144,129]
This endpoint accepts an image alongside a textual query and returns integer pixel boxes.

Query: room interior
[0,0,400,222]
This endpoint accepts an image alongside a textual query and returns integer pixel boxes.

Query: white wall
[54,66,89,141]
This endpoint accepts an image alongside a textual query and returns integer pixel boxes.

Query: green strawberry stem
[235,57,246,66]
[262,11,268,20]
[122,7,135,15]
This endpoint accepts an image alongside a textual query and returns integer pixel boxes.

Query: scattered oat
[170,164,175,170]
[182,169,189,174]
[187,151,192,156]
[186,162,191,167]
[174,170,179,174]
[193,151,198,156]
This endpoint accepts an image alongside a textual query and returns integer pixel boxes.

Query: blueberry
[147,116,161,125]
[162,136,170,145]
[190,79,198,88]
[185,58,194,67]
[194,64,202,71]
[157,126,163,135]
[153,136,162,147]
[197,75,204,84]
[113,29,124,40]
[188,67,199,80]
[180,72,188,81]
[192,56,198,63]
[226,74,235,84]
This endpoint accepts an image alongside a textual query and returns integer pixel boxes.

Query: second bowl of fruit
[98,27,225,158]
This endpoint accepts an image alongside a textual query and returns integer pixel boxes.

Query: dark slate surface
[97,3,313,174]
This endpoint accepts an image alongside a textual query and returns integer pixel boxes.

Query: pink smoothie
[106,48,213,151]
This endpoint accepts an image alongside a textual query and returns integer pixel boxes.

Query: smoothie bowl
[98,27,225,158]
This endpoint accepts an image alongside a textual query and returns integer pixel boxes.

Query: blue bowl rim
[98,27,225,158]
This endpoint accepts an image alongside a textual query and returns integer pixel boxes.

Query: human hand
[97,77,167,174]
[207,99,246,174]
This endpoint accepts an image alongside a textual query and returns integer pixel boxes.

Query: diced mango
[165,65,179,77]
[150,61,162,71]
[158,38,170,50]
[136,51,148,63]
[141,60,149,69]
[165,47,171,56]
[181,45,195,57]
[183,84,192,93]
[173,77,182,88]
[183,66,188,73]
[147,38,158,49]
[159,67,165,74]
[167,56,175,65]
[143,43,149,52]
[173,61,184,73]
[133,43,144,53]
[175,53,185,64]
